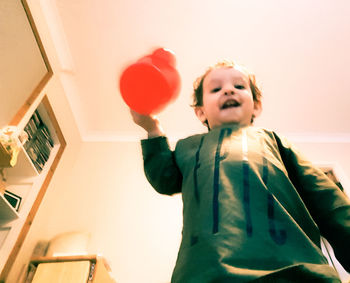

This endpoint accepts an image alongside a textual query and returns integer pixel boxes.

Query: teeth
[222,100,239,109]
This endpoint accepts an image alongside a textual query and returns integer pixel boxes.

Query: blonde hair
[192,60,262,107]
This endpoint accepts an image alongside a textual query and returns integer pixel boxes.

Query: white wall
[59,141,182,283]
[8,139,183,283]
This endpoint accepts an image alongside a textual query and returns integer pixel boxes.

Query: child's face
[195,67,261,129]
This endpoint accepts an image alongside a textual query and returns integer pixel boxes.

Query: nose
[223,84,235,95]
[223,86,235,96]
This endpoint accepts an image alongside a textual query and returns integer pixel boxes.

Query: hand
[129,109,165,138]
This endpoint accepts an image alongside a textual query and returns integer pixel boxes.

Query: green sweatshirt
[141,125,350,283]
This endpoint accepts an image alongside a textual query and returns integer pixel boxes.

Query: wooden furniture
[0,96,66,281]
[0,0,64,281]
[28,255,116,283]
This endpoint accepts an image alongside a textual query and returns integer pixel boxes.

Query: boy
[130,61,350,282]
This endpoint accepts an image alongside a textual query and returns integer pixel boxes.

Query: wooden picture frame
[0,0,59,281]
[0,0,53,128]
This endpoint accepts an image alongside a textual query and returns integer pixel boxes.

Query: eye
[235,85,245,89]
[211,87,221,93]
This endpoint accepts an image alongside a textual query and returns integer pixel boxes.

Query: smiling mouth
[221,100,240,109]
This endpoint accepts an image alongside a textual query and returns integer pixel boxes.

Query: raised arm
[130,109,182,195]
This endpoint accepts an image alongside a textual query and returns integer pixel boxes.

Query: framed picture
[0,0,52,127]
[4,190,22,212]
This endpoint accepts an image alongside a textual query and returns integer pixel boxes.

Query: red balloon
[119,48,181,115]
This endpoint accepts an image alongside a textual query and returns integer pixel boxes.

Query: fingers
[129,109,163,137]
[129,109,154,125]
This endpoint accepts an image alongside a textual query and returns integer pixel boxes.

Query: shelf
[21,101,58,174]
[0,193,19,225]
[0,95,66,282]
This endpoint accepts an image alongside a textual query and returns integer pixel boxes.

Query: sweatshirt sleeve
[273,132,350,272]
[141,136,182,195]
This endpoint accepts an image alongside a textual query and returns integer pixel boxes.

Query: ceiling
[37,0,350,141]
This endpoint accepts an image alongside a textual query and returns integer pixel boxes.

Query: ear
[194,106,207,125]
[252,100,262,119]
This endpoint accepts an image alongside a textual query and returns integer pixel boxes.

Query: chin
[223,120,251,127]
